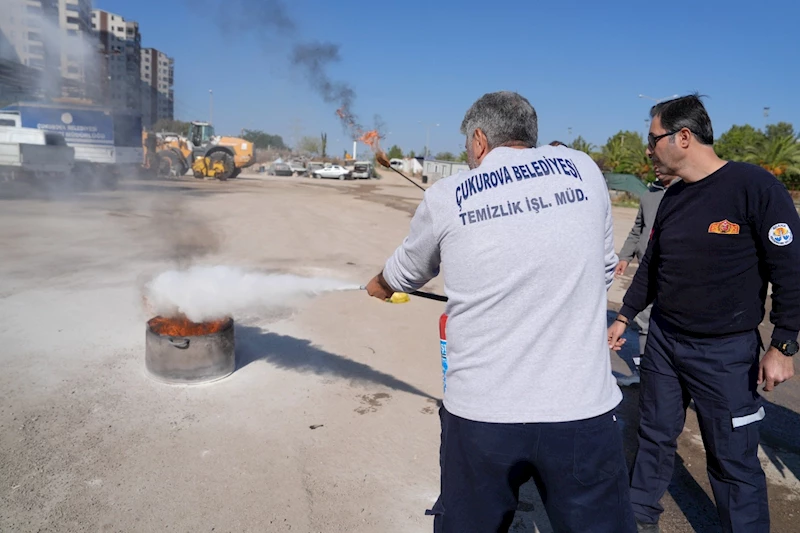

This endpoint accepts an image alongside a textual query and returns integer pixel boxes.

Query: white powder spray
[144,266,360,322]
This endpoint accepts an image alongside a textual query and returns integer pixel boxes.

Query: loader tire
[156,150,180,178]
[229,168,241,179]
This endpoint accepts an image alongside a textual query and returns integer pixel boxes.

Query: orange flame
[148,315,231,337]
[359,130,380,148]
[337,108,383,153]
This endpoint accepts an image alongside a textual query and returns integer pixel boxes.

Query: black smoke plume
[195,0,365,136]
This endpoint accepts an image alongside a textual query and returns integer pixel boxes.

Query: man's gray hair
[460,91,538,149]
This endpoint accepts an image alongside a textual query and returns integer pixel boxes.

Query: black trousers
[427,406,636,533]
[629,311,769,532]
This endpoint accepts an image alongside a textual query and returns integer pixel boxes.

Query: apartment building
[54,0,95,100]
[0,0,57,99]
[91,9,141,113]
[140,47,173,128]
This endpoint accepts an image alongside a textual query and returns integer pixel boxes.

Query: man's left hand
[366,273,395,301]
[758,347,796,392]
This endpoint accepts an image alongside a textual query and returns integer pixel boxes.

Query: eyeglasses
[647,130,678,150]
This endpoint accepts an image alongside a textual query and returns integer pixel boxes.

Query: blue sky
[97,0,799,157]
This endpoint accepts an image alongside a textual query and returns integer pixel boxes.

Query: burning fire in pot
[148,315,230,337]
[145,314,235,385]
[140,267,367,385]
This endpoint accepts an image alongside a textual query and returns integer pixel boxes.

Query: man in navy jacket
[608,94,799,533]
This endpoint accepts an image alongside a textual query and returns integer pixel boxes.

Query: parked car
[288,160,306,175]
[269,162,293,176]
[312,165,351,180]
[352,160,374,179]
[303,161,325,177]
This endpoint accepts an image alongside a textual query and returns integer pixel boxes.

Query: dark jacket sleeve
[755,183,800,341]
[619,217,659,321]
[619,205,644,262]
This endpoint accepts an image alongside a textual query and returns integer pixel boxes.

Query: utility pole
[209,89,213,123]
[763,107,770,131]
[419,121,439,158]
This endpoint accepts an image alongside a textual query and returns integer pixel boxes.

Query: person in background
[608,94,800,532]
[367,91,635,533]
[614,171,679,386]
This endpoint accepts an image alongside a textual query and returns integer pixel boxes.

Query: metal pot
[145,317,235,384]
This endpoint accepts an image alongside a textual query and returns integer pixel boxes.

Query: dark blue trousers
[427,406,636,533]
[630,311,769,532]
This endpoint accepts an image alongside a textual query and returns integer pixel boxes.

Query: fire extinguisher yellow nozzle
[386,292,410,304]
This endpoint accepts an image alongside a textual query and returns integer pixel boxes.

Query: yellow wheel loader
[143,122,255,181]
[185,122,255,180]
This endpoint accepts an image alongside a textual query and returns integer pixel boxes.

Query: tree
[766,122,795,141]
[241,129,286,150]
[569,136,595,155]
[298,136,321,154]
[320,132,328,158]
[598,131,653,181]
[387,145,403,159]
[747,123,800,187]
[457,151,469,163]
[715,125,765,161]
[744,133,800,185]
[435,152,456,161]
[714,123,799,187]
[153,119,191,136]
[408,150,416,158]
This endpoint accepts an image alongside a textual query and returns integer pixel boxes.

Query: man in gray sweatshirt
[366,91,635,533]
[615,173,678,386]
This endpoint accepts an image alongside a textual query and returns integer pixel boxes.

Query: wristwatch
[771,339,800,356]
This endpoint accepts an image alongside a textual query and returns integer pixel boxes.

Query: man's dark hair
[549,140,566,147]
[650,94,714,145]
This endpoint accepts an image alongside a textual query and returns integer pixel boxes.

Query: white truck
[0,102,143,188]
[0,125,74,182]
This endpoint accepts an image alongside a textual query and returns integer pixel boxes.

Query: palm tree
[601,134,638,172]
[600,136,627,172]
[744,134,800,181]
[598,131,655,182]
[569,136,595,155]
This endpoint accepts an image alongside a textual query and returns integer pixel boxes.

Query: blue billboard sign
[18,106,114,146]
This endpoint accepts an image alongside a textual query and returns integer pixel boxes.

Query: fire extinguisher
[439,313,448,392]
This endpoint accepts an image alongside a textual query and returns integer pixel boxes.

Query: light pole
[208,89,213,123]
[419,121,439,158]
[763,107,770,130]
[638,93,679,104]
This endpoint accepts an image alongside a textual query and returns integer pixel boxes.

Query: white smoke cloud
[143,266,360,322]
[0,0,99,100]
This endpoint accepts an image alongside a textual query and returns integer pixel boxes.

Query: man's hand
[608,318,628,351]
[614,260,629,277]
[365,272,395,301]
[758,347,796,391]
